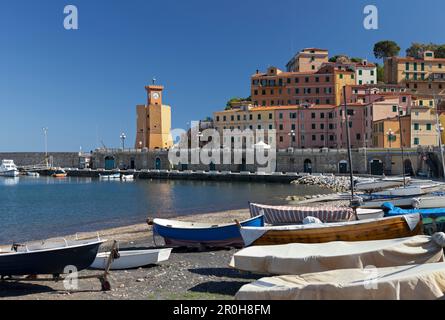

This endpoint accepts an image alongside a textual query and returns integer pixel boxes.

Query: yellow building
[372,117,401,148]
[384,51,445,98]
[135,85,173,149]
[213,104,276,146]
[407,106,438,147]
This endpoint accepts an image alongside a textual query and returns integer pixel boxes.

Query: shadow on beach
[188,267,263,280]
[189,280,250,296]
[0,281,55,298]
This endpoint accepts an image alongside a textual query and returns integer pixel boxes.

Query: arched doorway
[370,159,384,175]
[404,159,414,176]
[130,158,135,170]
[155,157,161,170]
[338,160,348,174]
[104,156,115,170]
[303,159,312,174]
[209,162,216,171]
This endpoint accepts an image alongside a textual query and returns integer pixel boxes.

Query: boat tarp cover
[249,202,355,224]
[235,262,445,300]
[382,202,445,218]
[230,234,445,275]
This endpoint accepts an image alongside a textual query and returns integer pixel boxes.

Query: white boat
[90,248,172,270]
[0,160,19,177]
[355,208,384,220]
[360,194,445,209]
[99,173,121,180]
[121,174,134,181]
[235,262,445,300]
[26,172,40,177]
[230,234,445,275]
[355,176,410,191]
[372,183,444,197]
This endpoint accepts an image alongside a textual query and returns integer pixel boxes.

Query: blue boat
[152,215,264,247]
[382,202,445,219]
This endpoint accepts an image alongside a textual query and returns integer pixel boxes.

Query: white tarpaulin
[230,235,445,275]
[236,262,445,300]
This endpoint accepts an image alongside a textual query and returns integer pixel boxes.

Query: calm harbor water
[0,176,330,243]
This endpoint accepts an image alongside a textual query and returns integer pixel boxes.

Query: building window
[312,124,316,129]
[339,74,344,79]
[315,77,319,82]
[370,70,374,76]
[291,124,296,130]
[329,135,334,141]
[279,136,283,142]
[257,114,261,120]
[325,76,330,82]
[356,133,361,140]
[269,113,272,119]
[231,115,234,121]
[414,137,420,145]
[320,123,324,129]
[312,135,316,141]
[279,124,283,130]
[295,78,299,83]
[321,135,324,141]
[237,115,240,121]
[305,77,309,83]
[414,123,419,130]
[216,116,220,122]
[405,62,409,71]
[358,70,363,76]
[223,116,226,121]
[392,105,398,112]
[269,124,273,130]
[426,123,432,131]
[311,113,316,119]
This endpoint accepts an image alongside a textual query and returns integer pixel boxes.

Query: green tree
[406,42,445,58]
[375,63,384,83]
[225,96,251,109]
[373,40,400,59]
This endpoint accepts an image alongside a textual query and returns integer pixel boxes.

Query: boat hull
[90,248,172,270]
[0,170,19,177]
[0,241,103,276]
[153,215,265,247]
[241,215,422,246]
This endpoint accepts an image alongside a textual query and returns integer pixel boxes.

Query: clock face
[152,92,160,100]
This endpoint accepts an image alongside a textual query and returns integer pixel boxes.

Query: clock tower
[135,84,173,150]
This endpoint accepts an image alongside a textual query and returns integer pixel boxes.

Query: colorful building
[372,117,401,148]
[384,51,445,98]
[251,64,355,108]
[286,48,329,72]
[135,85,173,150]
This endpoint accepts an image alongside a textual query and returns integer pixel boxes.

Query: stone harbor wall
[0,152,81,168]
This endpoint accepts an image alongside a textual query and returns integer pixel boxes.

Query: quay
[33,168,302,183]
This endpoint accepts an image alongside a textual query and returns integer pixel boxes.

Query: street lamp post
[42,127,49,168]
[120,133,126,151]
[288,130,296,149]
[387,129,394,148]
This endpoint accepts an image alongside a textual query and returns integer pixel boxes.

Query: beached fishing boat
[371,182,444,197]
[238,214,422,246]
[230,233,445,275]
[0,238,104,277]
[249,202,382,223]
[90,248,172,270]
[382,202,445,219]
[235,262,445,300]
[152,215,264,247]
[354,176,410,191]
[360,194,445,209]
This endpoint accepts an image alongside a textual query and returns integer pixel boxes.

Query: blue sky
[1,0,444,151]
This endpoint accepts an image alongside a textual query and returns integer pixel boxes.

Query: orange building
[286,48,329,72]
[135,85,173,150]
[251,64,355,108]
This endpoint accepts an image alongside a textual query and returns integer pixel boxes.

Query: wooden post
[100,240,118,291]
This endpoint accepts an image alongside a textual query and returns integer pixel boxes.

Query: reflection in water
[0,177,19,186]
[0,177,330,243]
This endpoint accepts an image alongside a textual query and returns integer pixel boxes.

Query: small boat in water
[51,168,67,178]
[90,248,172,270]
[153,215,265,247]
[239,214,422,246]
[0,160,19,177]
[0,238,104,277]
[99,173,121,180]
[121,174,134,181]
[26,171,40,177]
